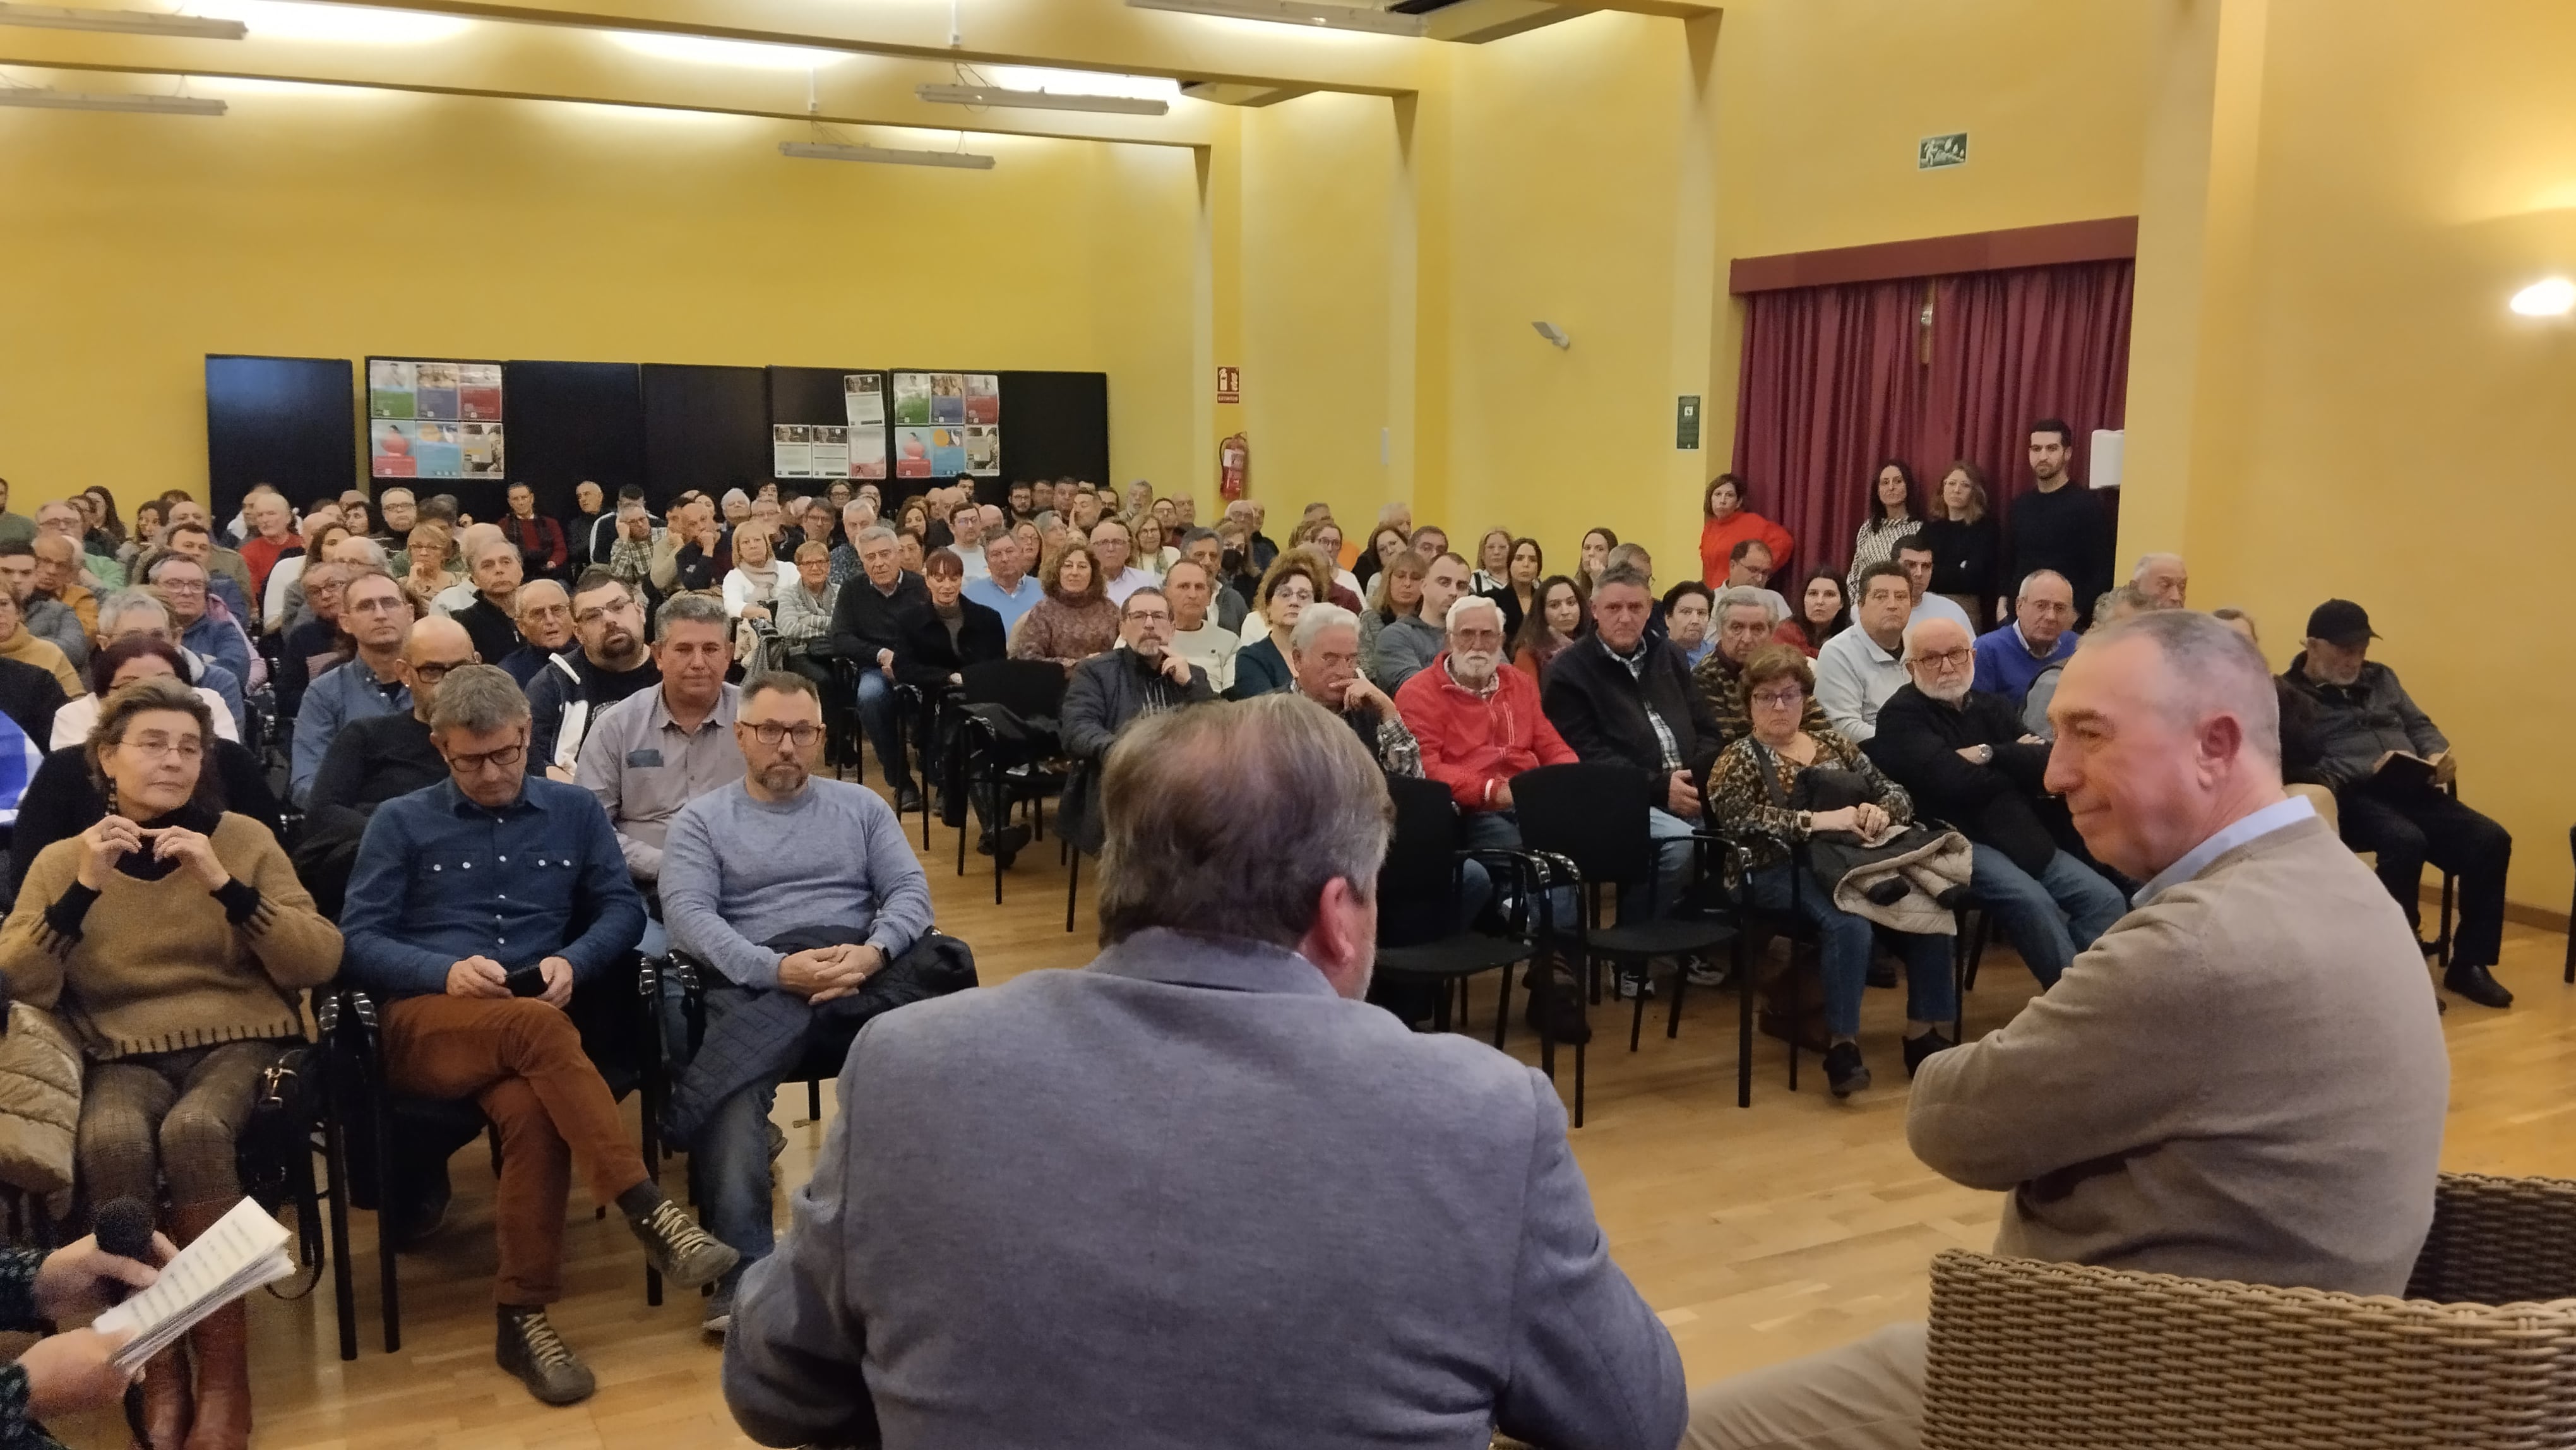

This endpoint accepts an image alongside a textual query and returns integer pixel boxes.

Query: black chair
[945,660,1068,904]
[1511,764,1744,1125]
[1371,775,1553,1039]
[1949,904,1993,1043]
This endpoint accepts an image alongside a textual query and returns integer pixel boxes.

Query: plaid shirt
[1607,640,1683,776]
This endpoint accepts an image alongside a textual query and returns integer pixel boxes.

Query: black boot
[1823,1041,1870,1098]
[1902,1028,1956,1077]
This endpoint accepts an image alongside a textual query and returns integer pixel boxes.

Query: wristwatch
[1795,810,1815,834]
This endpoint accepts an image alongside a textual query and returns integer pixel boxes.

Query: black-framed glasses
[446,743,525,773]
[410,661,467,683]
[746,722,821,748]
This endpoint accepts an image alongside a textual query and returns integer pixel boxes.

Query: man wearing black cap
[2284,599,2513,1008]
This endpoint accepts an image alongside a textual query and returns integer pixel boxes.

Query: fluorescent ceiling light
[917,83,1167,116]
[2509,277,2575,317]
[780,140,993,170]
[186,1,467,43]
[984,65,1180,103]
[0,3,242,39]
[0,85,224,112]
[1126,0,1424,37]
[614,30,845,69]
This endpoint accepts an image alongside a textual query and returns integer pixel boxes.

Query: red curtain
[1731,259,2134,580]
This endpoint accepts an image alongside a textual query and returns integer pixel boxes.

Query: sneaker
[627,1195,741,1291]
[1823,1041,1871,1098]
[1683,957,1729,990]
[701,1283,736,1337]
[1613,971,1654,1001]
[1902,1028,1956,1078]
[496,1308,595,1405]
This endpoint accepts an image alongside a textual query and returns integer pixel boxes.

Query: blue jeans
[852,666,914,791]
[1750,863,1957,1038]
[1616,808,1701,924]
[1458,810,1578,934]
[676,984,781,1283]
[1969,844,2128,986]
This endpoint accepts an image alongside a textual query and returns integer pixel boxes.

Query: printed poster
[963,374,999,424]
[809,425,850,479]
[457,362,503,421]
[843,373,885,428]
[373,419,465,478]
[367,359,417,419]
[893,426,936,479]
[849,426,888,479]
[890,373,933,426]
[963,424,1000,476]
[369,357,504,477]
[928,425,968,477]
[458,421,504,477]
[412,361,461,421]
[773,424,814,478]
[930,373,966,424]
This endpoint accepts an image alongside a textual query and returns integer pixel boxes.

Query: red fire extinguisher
[1219,433,1249,501]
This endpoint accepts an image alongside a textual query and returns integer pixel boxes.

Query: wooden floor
[51,769,2576,1448]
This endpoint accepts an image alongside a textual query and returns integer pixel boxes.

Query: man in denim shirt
[342,665,737,1408]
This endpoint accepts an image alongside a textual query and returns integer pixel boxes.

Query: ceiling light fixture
[780,139,994,169]
[186,1,468,44]
[917,82,1167,116]
[1125,0,1424,39]
[0,84,224,112]
[2509,277,2575,317]
[614,31,846,70]
[0,1,244,39]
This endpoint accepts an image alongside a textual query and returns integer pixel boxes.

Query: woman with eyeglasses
[1703,645,1957,1099]
[0,676,341,1450]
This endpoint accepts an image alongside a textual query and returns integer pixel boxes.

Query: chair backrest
[2406,1171,2576,1304]
[1510,761,1655,888]
[1376,773,1463,949]
[1923,1246,2576,1450]
[958,658,1068,720]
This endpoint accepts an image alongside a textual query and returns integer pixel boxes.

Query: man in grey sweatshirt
[1683,609,2450,1450]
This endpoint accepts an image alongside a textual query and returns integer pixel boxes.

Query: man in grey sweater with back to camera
[1683,609,2450,1450]
[723,692,1686,1450]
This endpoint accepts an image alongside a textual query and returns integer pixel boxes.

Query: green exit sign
[1919,132,1969,170]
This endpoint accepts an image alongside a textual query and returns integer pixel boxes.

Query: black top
[1864,684,2056,874]
[499,642,571,688]
[453,596,525,671]
[895,600,1008,693]
[2006,485,2112,620]
[10,740,281,894]
[309,710,445,817]
[1538,633,1722,788]
[1477,585,1534,645]
[1919,516,2001,606]
[0,657,65,753]
[830,570,933,666]
[277,618,347,724]
[525,651,663,770]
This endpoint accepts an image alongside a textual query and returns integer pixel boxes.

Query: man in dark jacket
[2005,420,2113,624]
[830,525,931,812]
[1059,587,1215,854]
[528,570,662,775]
[2283,599,2512,1008]
[1540,563,1720,924]
[1866,616,2126,987]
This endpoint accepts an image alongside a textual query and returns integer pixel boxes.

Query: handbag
[0,1002,83,1213]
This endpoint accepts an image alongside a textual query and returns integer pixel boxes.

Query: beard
[1450,649,1498,686]
[1921,676,1971,705]
[756,760,809,796]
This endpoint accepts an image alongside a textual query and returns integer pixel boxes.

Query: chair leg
[2438,870,2456,969]
[325,1103,357,1361]
[370,1084,401,1353]
[802,1079,822,1127]
[1734,932,1753,1109]
[1065,849,1080,933]
[1627,961,1647,1053]
[1571,1037,1586,1129]
[1666,955,1689,1041]
[1492,960,1514,1052]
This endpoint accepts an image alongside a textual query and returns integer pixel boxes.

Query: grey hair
[458,523,513,569]
[617,500,649,520]
[1289,601,1360,655]
[720,488,750,510]
[1444,594,1503,632]
[1595,563,1653,595]
[1604,542,1652,574]
[1179,526,1221,551]
[656,590,730,635]
[2132,552,2186,581]
[2080,609,2282,765]
[1901,613,1975,660]
[336,536,389,570]
[427,663,530,735]
[2094,585,2155,625]
[1096,693,1393,950]
[2018,568,2072,600]
[854,524,897,549]
[1714,585,1781,624]
[96,587,170,637]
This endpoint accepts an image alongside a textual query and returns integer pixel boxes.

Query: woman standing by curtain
[1697,474,1795,589]
[1920,460,2002,625]
[1845,460,1920,602]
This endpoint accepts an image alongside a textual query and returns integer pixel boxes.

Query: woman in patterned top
[0,1228,173,1450]
[1705,645,1958,1099]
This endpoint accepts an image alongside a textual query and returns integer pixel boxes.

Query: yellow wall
[0,83,1202,512]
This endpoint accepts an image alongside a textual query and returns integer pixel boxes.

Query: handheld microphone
[92,1195,155,1447]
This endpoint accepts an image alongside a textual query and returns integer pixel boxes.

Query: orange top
[1698,512,1796,589]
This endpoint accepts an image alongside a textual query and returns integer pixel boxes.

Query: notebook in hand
[93,1197,294,1372]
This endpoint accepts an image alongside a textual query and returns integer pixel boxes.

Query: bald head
[405,614,473,666]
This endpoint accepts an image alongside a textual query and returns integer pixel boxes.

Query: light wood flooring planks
[47,769,2576,1447]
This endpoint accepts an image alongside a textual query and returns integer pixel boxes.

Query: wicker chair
[1923,1173,2576,1449]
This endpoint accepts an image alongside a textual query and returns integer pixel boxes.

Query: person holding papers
[0,677,342,1450]
[0,1229,174,1449]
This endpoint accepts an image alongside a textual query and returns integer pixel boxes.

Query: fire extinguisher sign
[1216,366,1241,405]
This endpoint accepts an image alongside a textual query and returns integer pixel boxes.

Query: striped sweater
[0,812,341,1058]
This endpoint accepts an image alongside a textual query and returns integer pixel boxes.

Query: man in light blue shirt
[290,570,414,805]
[962,529,1042,642]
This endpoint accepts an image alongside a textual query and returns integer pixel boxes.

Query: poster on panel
[810,426,850,479]
[850,426,888,479]
[964,374,999,424]
[370,357,503,477]
[844,374,885,427]
[773,424,813,478]
[891,373,933,425]
[893,426,936,478]
[963,424,1000,476]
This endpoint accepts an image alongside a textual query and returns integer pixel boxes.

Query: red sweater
[1394,652,1578,812]
[1698,512,1796,589]
[237,534,299,599]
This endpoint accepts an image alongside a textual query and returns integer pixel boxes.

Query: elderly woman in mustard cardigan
[0,676,340,1450]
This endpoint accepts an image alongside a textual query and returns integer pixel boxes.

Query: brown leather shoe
[169,1200,251,1450]
[136,1340,191,1449]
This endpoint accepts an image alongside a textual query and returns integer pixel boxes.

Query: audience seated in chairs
[288,570,414,808]
[1867,616,2127,988]
[828,525,931,813]
[2283,598,2513,1009]
[898,546,1010,850]
[273,558,352,720]
[2214,607,2337,830]
[575,594,742,952]
[657,670,935,1334]
[299,618,476,916]
[1009,540,1121,679]
[1695,585,1828,752]
[1373,551,1471,694]
[1663,581,1715,671]
[1540,562,1719,928]
[51,634,235,753]
[770,540,842,695]
[962,527,1042,640]
[143,550,258,694]
[1162,558,1239,694]
[1812,561,1914,745]
[1288,604,1421,778]
[1705,645,1959,1098]
[337,664,736,1408]
[1227,551,1330,700]
[1969,568,2078,713]
[0,572,77,701]
[1059,587,1216,856]
[0,677,342,1450]
[496,578,573,687]
[1175,528,1249,633]
[158,514,254,628]
[28,530,101,646]
[1511,573,1587,683]
[527,570,662,780]
[0,541,86,671]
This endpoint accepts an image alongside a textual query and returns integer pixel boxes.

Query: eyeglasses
[745,722,821,748]
[1124,609,1172,625]
[446,742,525,774]
[410,660,468,683]
[121,733,204,760]
[156,579,206,596]
[1914,648,1974,669]
[1750,689,1807,709]
[347,595,406,614]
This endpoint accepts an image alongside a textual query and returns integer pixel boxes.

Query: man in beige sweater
[1683,608,2450,1450]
